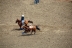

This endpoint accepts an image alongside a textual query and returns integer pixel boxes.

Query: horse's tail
[36,26,40,31]
[28,20,33,24]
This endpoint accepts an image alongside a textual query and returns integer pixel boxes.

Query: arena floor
[0,0,72,48]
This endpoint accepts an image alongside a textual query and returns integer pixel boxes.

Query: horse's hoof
[22,32,24,34]
[22,32,27,35]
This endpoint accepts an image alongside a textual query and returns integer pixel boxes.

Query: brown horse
[22,25,40,34]
[16,19,33,29]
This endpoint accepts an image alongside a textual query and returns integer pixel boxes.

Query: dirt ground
[0,0,72,48]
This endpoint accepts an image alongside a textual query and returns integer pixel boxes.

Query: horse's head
[28,20,33,24]
[16,19,18,23]
[16,19,21,23]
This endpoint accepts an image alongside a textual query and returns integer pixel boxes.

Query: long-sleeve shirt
[21,17,24,21]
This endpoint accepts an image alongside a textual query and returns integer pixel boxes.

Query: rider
[21,15,24,26]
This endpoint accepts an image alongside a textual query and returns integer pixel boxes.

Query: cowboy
[34,0,39,4]
[21,15,24,26]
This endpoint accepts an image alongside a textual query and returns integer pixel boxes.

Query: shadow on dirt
[21,34,34,36]
[12,28,23,31]
[14,28,23,30]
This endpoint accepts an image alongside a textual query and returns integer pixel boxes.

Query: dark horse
[22,25,40,34]
[16,19,33,30]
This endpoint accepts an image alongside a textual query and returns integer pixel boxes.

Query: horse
[16,19,33,30]
[22,25,40,34]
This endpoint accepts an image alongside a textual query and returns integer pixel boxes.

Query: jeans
[37,0,39,3]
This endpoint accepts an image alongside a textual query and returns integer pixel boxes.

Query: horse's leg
[30,30,32,34]
[31,30,33,34]
[22,31,25,34]
[34,30,36,34]
[20,25,22,30]
[18,23,22,30]
[22,30,27,35]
